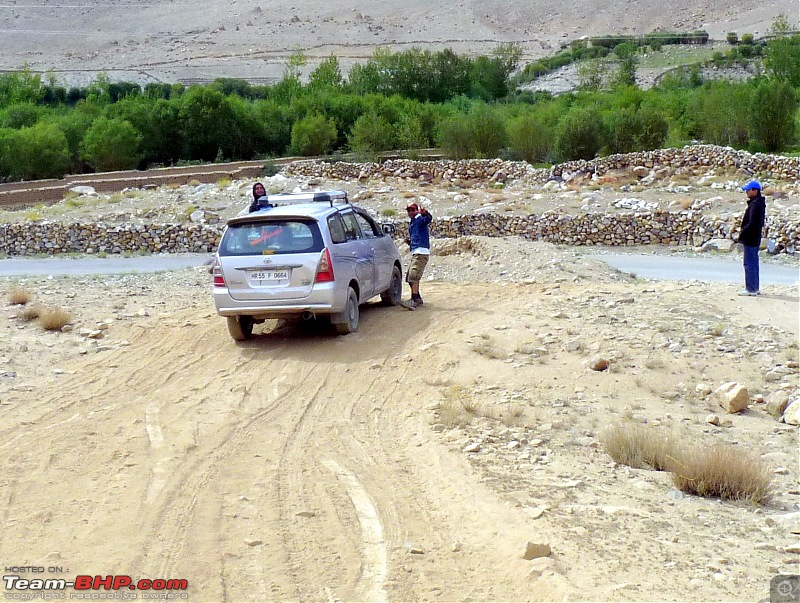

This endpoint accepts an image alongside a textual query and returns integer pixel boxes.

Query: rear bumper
[213,287,341,318]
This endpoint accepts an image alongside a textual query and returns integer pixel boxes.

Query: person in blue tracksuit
[405,202,432,306]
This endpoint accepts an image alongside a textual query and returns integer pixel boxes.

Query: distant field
[636,43,727,69]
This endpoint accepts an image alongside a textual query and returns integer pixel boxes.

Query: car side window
[354,212,379,238]
[340,212,362,241]
[327,214,347,244]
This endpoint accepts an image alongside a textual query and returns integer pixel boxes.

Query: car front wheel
[227,315,254,341]
[333,287,359,335]
[380,265,402,306]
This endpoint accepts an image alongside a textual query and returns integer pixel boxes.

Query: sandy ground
[1,213,799,601]
[1,0,796,85]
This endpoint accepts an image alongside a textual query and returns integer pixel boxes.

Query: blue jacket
[408,212,432,251]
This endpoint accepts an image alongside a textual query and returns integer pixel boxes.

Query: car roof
[227,203,361,226]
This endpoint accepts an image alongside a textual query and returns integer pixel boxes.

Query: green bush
[80,117,143,172]
[0,122,70,180]
[507,114,552,163]
[605,108,668,154]
[0,103,44,129]
[290,113,338,156]
[726,32,739,45]
[554,108,607,161]
[437,105,505,159]
[348,112,396,155]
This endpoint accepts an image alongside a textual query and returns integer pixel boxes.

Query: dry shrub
[437,386,475,428]
[8,288,33,305]
[19,303,44,322]
[472,340,506,360]
[601,423,677,471]
[676,197,693,209]
[37,307,72,331]
[670,445,773,504]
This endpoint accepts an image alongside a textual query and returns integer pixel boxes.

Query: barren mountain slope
[1,0,795,85]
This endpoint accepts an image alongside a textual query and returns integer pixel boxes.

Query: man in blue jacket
[737,180,766,296]
[405,203,432,306]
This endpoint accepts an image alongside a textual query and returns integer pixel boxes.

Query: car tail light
[315,248,335,283]
[211,258,226,287]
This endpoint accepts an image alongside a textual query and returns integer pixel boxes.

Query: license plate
[248,269,289,284]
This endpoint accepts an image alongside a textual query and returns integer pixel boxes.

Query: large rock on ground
[783,401,800,426]
[715,382,750,414]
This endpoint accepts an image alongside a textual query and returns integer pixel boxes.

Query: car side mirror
[381,223,396,235]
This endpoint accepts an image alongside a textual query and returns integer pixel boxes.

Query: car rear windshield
[219,219,324,256]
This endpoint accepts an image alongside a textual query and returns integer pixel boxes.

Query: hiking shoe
[737,290,759,296]
[412,295,423,306]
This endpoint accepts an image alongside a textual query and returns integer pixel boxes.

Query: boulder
[766,391,791,418]
[715,382,749,414]
[700,238,736,253]
[783,401,800,426]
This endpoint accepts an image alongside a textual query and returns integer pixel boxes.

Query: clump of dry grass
[603,423,773,504]
[37,306,72,331]
[601,423,677,471]
[7,288,33,305]
[437,386,475,428]
[18,303,44,322]
[670,445,773,504]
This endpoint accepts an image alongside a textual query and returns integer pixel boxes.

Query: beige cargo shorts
[406,253,429,283]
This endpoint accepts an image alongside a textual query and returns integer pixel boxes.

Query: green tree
[290,113,337,156]
[348,113,396,156]
[80,117,143,171]
[614,42,638,59]
[507,114,551,163]
[437,105,505,159]
[750,79,797,151]
[0,67,43,105]
[577,59,605,91]
[764,34,800,86]
[554,108,607,161]
[396,113,429,152]
[178,86,237,161]
[613,56,638,88]
[0,122,70,180]
[605,108,668,153]
[309,56,344,90]
[694,82,750,146]
[0,103,44,128]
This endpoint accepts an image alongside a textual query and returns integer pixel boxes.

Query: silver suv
[212,191,403,340]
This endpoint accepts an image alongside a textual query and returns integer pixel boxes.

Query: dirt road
[1,240,798,601]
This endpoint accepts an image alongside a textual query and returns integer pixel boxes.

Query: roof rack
[265,190,349,207]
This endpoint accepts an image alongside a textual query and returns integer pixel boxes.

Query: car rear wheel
[227,315,254,341]
[333,287,359,335]
[380,266,403,306]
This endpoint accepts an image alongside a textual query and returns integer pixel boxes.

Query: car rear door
[338,211,376,299]
[354,210,394,294]
[218,218,324,302]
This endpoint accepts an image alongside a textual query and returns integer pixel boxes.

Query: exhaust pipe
[301,311,314,321]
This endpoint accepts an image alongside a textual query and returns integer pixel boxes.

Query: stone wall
[1,209,797,256]
[285,144,800,185]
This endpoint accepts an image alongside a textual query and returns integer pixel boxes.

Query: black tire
[227,315,254,341]
[380,266,403,306]
[333,288,359,335]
